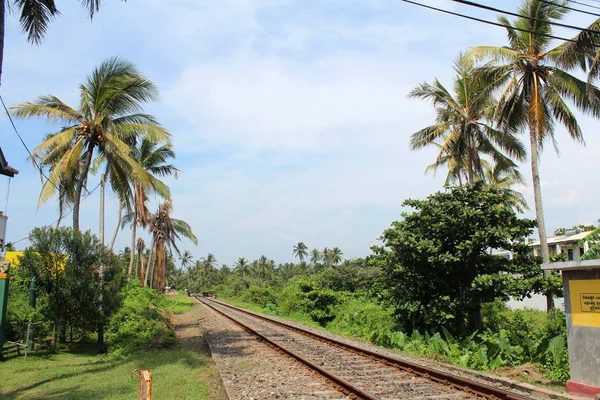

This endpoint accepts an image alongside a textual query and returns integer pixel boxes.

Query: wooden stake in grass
[131,369,152,400]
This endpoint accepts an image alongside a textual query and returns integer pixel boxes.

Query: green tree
[293,242,308,262]
[331,247,343,265]
[370,184,540,335]
[554,224,596,236]
[234,257,249,277]
[322,247,332,266]
[254,255,273,280]
[179,250,193,270]
[483,159,528,213]
[409,53,526,185]
[580,226,600,260]
[11,57,171,230]
[310,249,321,266]
[17,227,123,346]
[201,253,218,274]
[125,139,178,278]
[145,201,197,289]
[467,0,600,310]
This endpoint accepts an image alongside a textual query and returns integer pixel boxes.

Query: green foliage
[280,280,346,325]
[106,283,176,356]
[370,184,542,335]
[11,226,124,345]
[326,297,396,342]
[554,225,596,236]
[239,286,278,308]
[580,227,600,260]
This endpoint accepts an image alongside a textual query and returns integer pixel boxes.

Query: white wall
[506,295,565,311]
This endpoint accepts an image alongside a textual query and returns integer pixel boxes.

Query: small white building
[529,229,594,262]
[502,230,595,311]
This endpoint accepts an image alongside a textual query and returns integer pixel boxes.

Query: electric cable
[0,94,60,193]
[566,0,600,11]
[9,181,102,245]
[450,0,600,34]
[401,0,578,42]
[539,0,600,18]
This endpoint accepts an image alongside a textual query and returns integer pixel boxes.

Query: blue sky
[1,0,599,266]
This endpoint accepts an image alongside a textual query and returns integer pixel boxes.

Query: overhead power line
[540,0,600,18]
[401,0,578,42]
[450,0,600,34]
[10,181,102,245]
[0,94,61,193]
[566,0,600,11]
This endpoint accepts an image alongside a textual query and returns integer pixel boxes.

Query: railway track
[195,296,532,400]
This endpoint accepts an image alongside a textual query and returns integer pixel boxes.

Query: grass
[165,291,195,314]
[0,344,219,399]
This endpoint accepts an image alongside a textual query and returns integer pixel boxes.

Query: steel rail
[196,296,378,400]
[202,297,533,400]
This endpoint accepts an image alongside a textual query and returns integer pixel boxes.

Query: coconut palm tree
[125,139,177,278]
[310,249,321,266]
[483,159,528,213]
[409,53,526,185]
[467,0,600,310]
[0,1,124,87]
[322,247,332,266]
[201,253,218,274]
[179,250,193,270]
[145,201,197,288]
[331,247,343,265]
[234,257,249,277]
[255,255,272,280]
[11,57,171,230]
[293,242,308,263]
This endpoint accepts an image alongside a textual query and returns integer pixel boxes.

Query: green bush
[106,284,176,356]
[327,297,396,339]
[239,286,278,308]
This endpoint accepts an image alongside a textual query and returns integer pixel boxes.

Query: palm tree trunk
[467,135,474,184]
[138,254,144,281]
[145,238,155,287]
[56,206,63,229]
[73,143,95,230]
[128,213,137,280]
[0,0,5,87]
[109,205,122,250]
[530,127,554,311]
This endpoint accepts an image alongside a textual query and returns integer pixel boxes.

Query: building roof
[529,230,594,247]
[542,259,600,271]
[0,147,18,177]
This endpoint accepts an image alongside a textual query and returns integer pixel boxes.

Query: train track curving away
[195,296,532,400]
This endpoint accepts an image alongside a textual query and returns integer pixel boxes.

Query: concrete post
[543,260,600,398]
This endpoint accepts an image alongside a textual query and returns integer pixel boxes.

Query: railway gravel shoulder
[210,299,588,400]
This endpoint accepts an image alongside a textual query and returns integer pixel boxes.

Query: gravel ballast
[195,298,350,400]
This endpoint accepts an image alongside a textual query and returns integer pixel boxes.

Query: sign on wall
[569,279,600,328]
